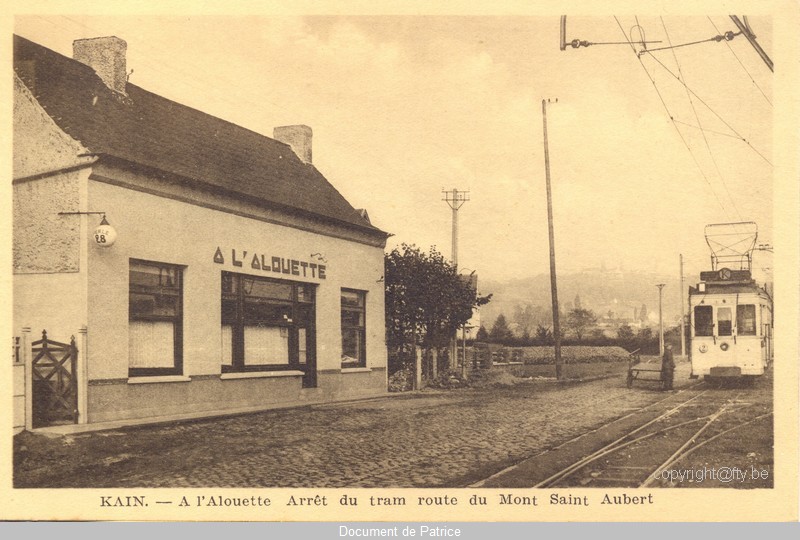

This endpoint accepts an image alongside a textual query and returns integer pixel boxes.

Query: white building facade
[13,35,389,428]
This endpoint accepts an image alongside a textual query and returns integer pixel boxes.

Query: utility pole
[442,188,470,266]
[729,16,773,73]
[656,283,666,356]
[542,98,563,380]
[443,188,469,371]
[679,254,686,357]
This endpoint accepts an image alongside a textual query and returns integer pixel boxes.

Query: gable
[13,72,94,180]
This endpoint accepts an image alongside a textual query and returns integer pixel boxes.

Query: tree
[566,308,597,341]
[534,324,553,345]
[489,314,514,342]
[589,328,606,341]
[639,303,648,324]
[512,303,536,337]
[617,324,635,341]
[636,326,658,354]
[475,325,489,341]
[521,328,531,344]
[637,327,653,340]
[385,243,491,353]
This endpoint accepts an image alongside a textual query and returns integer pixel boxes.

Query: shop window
[736,304,757,335]
[129,260,183,376]
[222,272,315,373]
[694,305,713,337]
[341,289,366,368]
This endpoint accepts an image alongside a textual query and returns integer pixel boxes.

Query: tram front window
[717,307,732,336]
[737,304,757,335]
[694,305,713,336]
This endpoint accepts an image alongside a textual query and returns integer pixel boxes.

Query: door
[31,331,78,428]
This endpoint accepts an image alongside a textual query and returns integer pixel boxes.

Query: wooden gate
[31,330,78,428]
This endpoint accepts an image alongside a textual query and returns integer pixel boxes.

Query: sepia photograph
[3,1,798,523]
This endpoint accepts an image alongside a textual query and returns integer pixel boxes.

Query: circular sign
[699,344,708,353]
[718,268,732,280]
[94,217,117,247]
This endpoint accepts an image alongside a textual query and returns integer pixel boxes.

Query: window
[129,260,183,376]
[341,289,366,368]
[222,272,315,374]
[736,304,757,335]
[717,307,732,336]
[694,305,713,337]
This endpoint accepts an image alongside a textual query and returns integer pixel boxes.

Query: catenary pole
[542,99,563,379]
[679,254,686,357]
[657,283,666,355]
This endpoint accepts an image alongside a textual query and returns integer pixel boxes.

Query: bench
[626,349,667,389]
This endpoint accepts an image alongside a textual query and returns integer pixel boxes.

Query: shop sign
[213,247,326,279]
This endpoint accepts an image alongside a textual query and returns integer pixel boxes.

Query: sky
[13,12,776,284]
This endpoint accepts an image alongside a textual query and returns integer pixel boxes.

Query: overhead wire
[671,119,745,140]
[643,30,741,54]
[707,16,772,107]
[661,17,743,221]
[613,16,731,219]
[641,49,772,166]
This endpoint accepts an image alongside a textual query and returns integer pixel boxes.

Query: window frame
[128,259,184,377]
[736,304,757,336]
[717,306,733,336]
[693,305,713,337]
[221,271,316,374]
[341,288,367,368]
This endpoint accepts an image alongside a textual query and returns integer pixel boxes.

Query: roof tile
[13,34,385,236]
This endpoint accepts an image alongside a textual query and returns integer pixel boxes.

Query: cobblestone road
[15,362,696,488]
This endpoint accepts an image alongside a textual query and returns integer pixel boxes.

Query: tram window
[717,307,732,336]
[737,304,757,335]
[694,305,713,336]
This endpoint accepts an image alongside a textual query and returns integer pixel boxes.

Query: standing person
[661,344,675,390]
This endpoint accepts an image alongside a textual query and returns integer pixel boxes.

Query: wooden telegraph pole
[657,283,666,355]
[542,99,563,380]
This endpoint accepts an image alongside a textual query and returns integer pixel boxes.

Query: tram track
[541,390,768,488]
[533,389,719,488]
[470,381,771,489]
[351,378,700,489]
[469,383,707,487]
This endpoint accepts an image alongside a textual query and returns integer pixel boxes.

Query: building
[12,35,389,430]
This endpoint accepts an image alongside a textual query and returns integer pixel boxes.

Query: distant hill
[477,268,697,334]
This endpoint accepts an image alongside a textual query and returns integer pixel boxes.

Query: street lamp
[58,211,117,247]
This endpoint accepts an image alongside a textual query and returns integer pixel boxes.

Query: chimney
[73,36,127,95]
[273,125,312,164]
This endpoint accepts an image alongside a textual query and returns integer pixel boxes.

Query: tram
[688,223,773,381]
